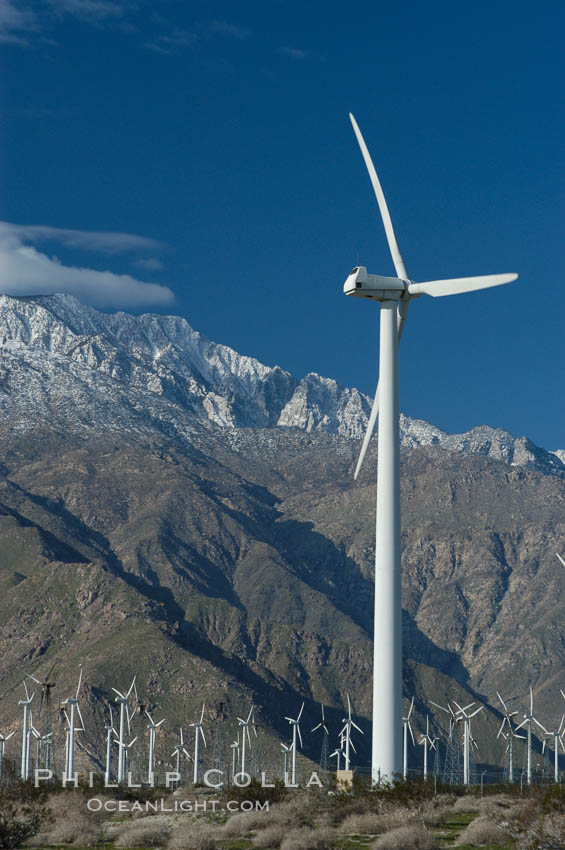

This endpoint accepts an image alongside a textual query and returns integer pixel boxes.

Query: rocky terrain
[0,293,563,776]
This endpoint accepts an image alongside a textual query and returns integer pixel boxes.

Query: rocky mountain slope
[0,293,563,777]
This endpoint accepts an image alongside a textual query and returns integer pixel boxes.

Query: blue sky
[1,0,563,449]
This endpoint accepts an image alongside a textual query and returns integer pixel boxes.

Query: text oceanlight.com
[87,798,268,813]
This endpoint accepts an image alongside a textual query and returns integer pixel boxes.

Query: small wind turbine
[311,704,329,772]
[281,741,293,778]
[104,705,117,784]
[112,676,137,784]
[145,709,165,786]
[496,691,524,783]
[171,728,192,780]
[230,735,239,782]
[285,702,304,785]
[453,700,483,786]
[418,716,438,781]
[0,730,15,781]
[236,706,254,777]
[516,686,539,785]
[340,695,363,771]
[26,665,56,727]
[402,698,415,780]
[19,681,35,780]
[189,702,207,785]
[344,113,517,781]
[535,714,565,784]
[62,669,84,780]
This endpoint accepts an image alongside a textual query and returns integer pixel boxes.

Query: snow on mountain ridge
[0,293,562,477]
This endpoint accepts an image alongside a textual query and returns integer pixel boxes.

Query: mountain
[0,293,563,777]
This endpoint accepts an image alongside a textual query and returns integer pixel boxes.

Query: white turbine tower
[344,113,517,782]
[285,702,304,785]
[230,735,240,782]
[0,730,15,781]
[536,714,565,784]
[496,691,523,783]
[236,706,254,778]
[516,686,539,785]
[418,716,438,781]
[453,700,483,786]
[62,669,84,781]
[189,703,207,785]
[145,710,165,786]
[311,704,330,772]
[281,741,293,778]
[104,704,117,785]
[112,676,137,784]
[19,681,35,780]
[340,695,364,771]
[402,698,415,780]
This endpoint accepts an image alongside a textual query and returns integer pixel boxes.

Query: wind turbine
[418,716,438,781]
[281,741,293,778]
[26,665,56,728]
[0,730,15,781]
[344,113,517,782]
[62,669,84,780]
[453,700,483,786]
[311,704,330,772]
[104,704,117,785]
[496,691,524,783]
[285,702,304,785]
[171,728,192,780]
[189,702,207,785]
[516,686,539,785]
[230,735,240,782]
[402,698,415,780]
[535,714,565,784]
[340,695,363,771]
[236,705,254,777]
[145,709,165,787]
[19,681,34,780]
[112,676,137,784]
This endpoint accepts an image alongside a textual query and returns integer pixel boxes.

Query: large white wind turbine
[189,702,207,785]
[536,714,565,784]
[344,113,517,781]
[418,716,438,781]
[62,669,84,780]
[402,698,415,780]
[171,728,192,779]
[285,702,304,785]
[340,694,363,772]
[496,691,524,783]
[104,705,117,785]
[0,729,15,781]
[236,705,254,778]
[453,700,482,786]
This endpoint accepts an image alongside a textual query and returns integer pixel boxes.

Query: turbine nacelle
[343,266,406,301]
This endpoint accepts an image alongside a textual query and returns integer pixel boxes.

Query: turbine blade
[351,721,364,734]
[200,702,205,724]
[430,700,450,714]
[298,702,304,721]
[408,697,414,720]
[534,718,548,734]
[347,694,352,719]
[408,722,415,746]
[496,691,508,713]
[76,668,82,699]
[353,382,379,481]
[311,723,321,733]
[297,725,303,749]
[408,273,517,299]
[200,728,207,748]
[496,719,506,739]
[556,553,565,568]
[349,113,408,280]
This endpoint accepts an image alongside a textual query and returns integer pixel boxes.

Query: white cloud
[46,0,130,22]
[1,221,165,255]
[201,20,250,39]
[0,226,174,309]
[132,257,164,271]
[0,0,38,44]
[277,46,309,60]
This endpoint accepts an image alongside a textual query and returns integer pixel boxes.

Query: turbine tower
[516,686,539,785]
[189,702,207,785]
[236,706,254,778]
[230,735,239,783]
[402,697,415,780]
[62,669,84,780]
[344,113,517,781]
[145,709,165,787]
[535,714,564,784]
[453,700,482,786]
[0,730,15,781]
[19,681,35,780]
[284,702,304,785]
[112,676,137,784]
[311,704,329,773]
[418,716,438,781]
[340,694,363,771]
[496,691,523,782]
[281,741,293,778]
[171,729,191,781]
[104,705,117,785]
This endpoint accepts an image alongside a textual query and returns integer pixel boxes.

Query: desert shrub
[338,812,384,834]
[222,809,271,837]
[253,824,287,848]
[371,824,437,850]
[168,821,219,850]
[279,826,335,850]
[454,816,508,846]
[452,794,480,813]
[114,818,171,848]
[478,793,514,816]
[418,799,453,827]
[28,794,101,847]
[0,801,50,850]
